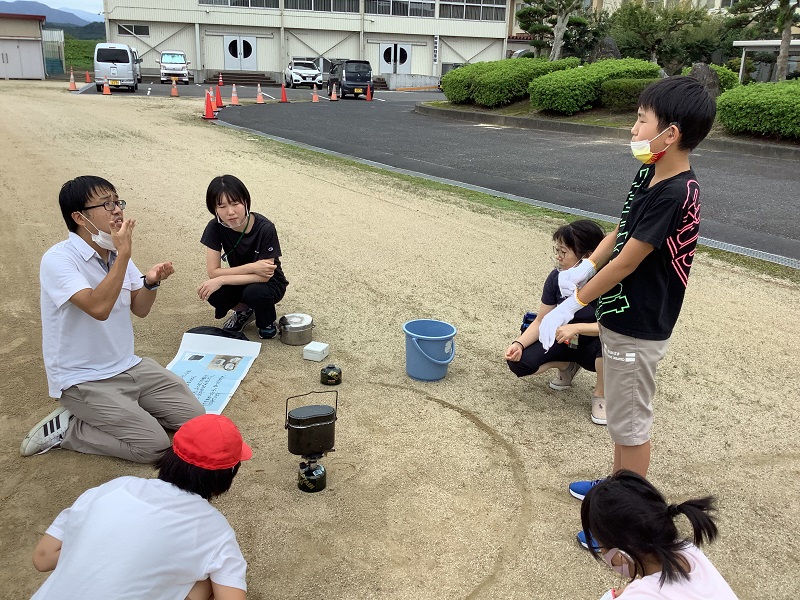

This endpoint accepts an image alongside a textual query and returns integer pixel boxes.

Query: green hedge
[681,64,740,93]
[599,78,660,110]
[529,58,661,115]
[441,57,580,106]
[717,80,800,139]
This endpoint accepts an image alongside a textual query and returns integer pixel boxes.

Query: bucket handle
[285,390,338,428]
[412,336,456,366]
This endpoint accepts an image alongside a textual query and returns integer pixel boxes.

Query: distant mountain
[58,6,103,23]
[0,1,88,25]
[44,20,105,40]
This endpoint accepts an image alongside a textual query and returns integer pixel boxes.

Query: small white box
[303,341,330,362]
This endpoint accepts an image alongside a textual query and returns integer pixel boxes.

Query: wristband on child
[512,340,524,350]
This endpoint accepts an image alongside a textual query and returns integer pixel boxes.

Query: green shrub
[599,78,660,110]
[64,38,102,72]
[471,57,580,107]
[717,80,800,139]
[440,62,494,104]
[529,58,660,115]
[441,57,580,106]
[680,64,740,93]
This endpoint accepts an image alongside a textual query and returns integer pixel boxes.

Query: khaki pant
[600,326,670,446]
[59,357,205,463]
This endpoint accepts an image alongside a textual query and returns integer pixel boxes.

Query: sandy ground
[0,80,798,600]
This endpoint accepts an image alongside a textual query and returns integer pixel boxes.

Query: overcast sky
[52,1,104,15]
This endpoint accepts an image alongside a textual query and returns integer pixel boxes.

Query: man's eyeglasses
[83,199,126,212]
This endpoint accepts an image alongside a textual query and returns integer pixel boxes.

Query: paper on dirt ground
[166,333,262,414]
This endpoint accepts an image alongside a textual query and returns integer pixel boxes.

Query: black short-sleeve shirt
[542,268,597,324]
[201,212,288,288]
[597,164,701,340]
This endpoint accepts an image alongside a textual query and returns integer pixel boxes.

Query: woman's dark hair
[581,470,718,587]
[155,446,240,500]
[205,174,251,215]
[552,220,605,258]
[59,176,117,233]
[638,77,716,152]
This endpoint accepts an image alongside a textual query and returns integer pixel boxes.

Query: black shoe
[258,325,277,339]
[223,308,255,332]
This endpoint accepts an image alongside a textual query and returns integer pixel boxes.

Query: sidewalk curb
[415,103,800,161]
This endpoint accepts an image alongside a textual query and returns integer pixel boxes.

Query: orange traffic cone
[85,70,91,84]
[202,90,217,120]
[215,85,225,108]
[209,87,217,111]
[218,73,224,87]
[256,83,265,104]
[311,84,319,103]
[170,78,179,97]
[366,84,373,101]
[229,83,240,106]
[68,68,77,91]
[102,82,111,95]
[330,83,338,101]
[279,83,288,103]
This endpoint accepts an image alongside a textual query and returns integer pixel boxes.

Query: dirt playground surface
[1,81,798,599]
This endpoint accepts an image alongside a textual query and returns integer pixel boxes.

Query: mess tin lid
[287,404,336,427]
[280,313,313,331]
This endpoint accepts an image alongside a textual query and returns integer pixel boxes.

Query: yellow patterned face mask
[630,126,671,164]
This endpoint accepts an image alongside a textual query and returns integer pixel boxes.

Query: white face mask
[601,548,633,579]
[82,216,117,251]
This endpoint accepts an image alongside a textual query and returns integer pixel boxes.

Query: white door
[379,43,411,75]
[223,36,257,71]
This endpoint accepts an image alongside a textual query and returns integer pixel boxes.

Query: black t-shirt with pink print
[597,164,700,341]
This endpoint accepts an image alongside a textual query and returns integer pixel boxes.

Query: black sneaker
[223,308,255,332]
[258,325,277,339]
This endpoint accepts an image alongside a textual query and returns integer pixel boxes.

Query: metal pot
[277,313,314,346]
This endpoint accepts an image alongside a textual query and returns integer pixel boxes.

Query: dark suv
[328,60,372,98]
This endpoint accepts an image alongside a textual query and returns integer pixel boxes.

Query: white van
[157,50,191,84]
[130,47,143,84]
[94,43,139,92]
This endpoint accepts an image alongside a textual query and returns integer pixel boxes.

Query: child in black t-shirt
[505,220,606,424]
[197,175,288,339]
[537,77,716,522]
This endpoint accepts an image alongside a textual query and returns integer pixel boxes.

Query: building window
[117,24,150,36]
[366,0,433,15]
[199,0,279,6]
[285,0,357,10]
[440,0,504,20]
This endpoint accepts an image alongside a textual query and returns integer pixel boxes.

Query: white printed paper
[166,333,262,415]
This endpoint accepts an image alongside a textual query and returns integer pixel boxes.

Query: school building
[102,0,513,86]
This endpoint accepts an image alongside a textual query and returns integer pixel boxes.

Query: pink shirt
[618,544,739,599]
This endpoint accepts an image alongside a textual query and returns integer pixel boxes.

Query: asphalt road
[84,83,798,261]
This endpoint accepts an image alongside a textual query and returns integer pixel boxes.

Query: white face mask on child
[601,548,633,579]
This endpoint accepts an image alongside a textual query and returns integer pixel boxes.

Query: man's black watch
[142,275,161,291]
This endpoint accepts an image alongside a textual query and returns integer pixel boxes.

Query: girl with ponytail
[580,470,738,599]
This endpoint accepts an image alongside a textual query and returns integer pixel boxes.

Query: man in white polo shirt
[21,176,204,463]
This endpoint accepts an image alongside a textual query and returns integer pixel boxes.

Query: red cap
[173,414,253,470]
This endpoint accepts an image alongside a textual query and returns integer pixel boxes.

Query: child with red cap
[30,414,252,600]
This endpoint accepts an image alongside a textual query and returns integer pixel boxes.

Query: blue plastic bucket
[402,319,457,381]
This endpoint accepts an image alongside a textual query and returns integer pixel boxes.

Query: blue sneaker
[569,478,603,501]
[577,530,600,551]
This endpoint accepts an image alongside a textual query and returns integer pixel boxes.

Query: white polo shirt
[40,233,143,398]
[32,477,247,599]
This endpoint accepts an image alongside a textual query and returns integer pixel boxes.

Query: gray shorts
[600,325,670,446]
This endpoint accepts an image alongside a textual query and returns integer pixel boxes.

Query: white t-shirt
[617,544,739,599]
[40,233,143,397]
[31,477,247,600]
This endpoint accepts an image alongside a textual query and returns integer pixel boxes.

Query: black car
[327,60,372,98]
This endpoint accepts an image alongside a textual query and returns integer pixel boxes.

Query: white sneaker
[21,406,72,456]
[591,396,607,426]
